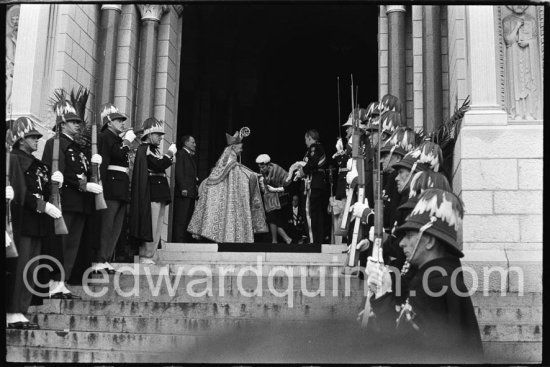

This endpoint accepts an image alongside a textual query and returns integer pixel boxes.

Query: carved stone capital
[137,4,168,22]
[386,5,406,14]
[101,4,122,12]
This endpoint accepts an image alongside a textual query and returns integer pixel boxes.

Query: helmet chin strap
[406,217,437,267]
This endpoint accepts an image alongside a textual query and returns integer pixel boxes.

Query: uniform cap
[395,188,465,257]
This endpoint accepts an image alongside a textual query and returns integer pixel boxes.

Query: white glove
[168,143,177,155]
[348,136,353,148]
[86,182,103,194]
[350,202,369,219]
[357,238,371,252]
[346,168,358,185]
[267,185,283,193]
[51,171,64,187]
[44,202,62,219]
[91,154,102,165]
[366,256,392,297]
[335,138,344,153]
[346,158,353,171]
[123,129,136,143]
[368,226,375,242]
[6,186,14,200]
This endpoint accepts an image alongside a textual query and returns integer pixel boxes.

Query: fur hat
[395,188,465,257]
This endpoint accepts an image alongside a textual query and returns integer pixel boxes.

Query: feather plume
[100,104,119,121]
[379,110,401,134]
[409,171,451,198]
[417,141,443,172]
[411,188,464,230]
[387,127,417,153]
[379,94,401,113]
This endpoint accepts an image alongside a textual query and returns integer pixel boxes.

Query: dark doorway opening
[175,4,378,243]
[177,3,378,177]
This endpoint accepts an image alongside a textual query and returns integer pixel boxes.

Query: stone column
[95,4,122,117]
[386,5,407,123]
[422,6,442,133]
[135,4,167,129]
[10,4,50,123]
[463,6,507,125]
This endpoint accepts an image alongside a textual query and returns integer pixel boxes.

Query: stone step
[25,311,542,343]
[163,243,348,254]
[30,299,361,320]
[6,329,200,353]
[482,341,542,363]
[6,346,182,363]
[157,250,347,264]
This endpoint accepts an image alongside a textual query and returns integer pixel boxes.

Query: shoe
[7,322,25,329]
[49,292,67,299]
[91,263,107,274]
[21,321,40,330]
[104,263,118,274]
[140,258,156,265]
[62,293,81,300]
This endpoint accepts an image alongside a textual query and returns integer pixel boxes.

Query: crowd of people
[5,90,484,362]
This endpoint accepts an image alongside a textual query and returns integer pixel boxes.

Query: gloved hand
[44,202,62,219]
[51,171,64,187]
[267,185,284,193]
[346,158,353,171]
[366,256,392,297]
[6,186,14,200]
[348,136,353,148]
[91,154,102,165]
[335,138,344,153]
[123,129,136,143]
[350,202,369,219]
[346,168,358,185]
[168,143,177,156]
[357,238,371,252]
[86,182,103,194]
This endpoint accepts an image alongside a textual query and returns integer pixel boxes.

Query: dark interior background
[177,4,379,181]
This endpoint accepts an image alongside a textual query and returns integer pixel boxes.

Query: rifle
[5,125,18,258]
[361,100,385,328]
[345,75,367,268]
[50,120,69,235]
[91,121,107,210]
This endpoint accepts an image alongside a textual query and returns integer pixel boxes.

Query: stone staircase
[6,244,542,363]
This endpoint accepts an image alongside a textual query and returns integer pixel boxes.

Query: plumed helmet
[100,103,127,131]
[378,93,402,113]
[380,126,417,157]
[343,108,369,129]
[53,100,81,127]
[408,170,451,199]
[395,188,465,257]
[367,110,401,135]
[10,117,42,146]
[140,117,164,140]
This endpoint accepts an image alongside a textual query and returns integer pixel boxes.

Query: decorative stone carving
[502,5,542,120]
[6,4,20,106]
[137,4,168,22]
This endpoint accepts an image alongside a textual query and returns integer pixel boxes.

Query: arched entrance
[174,3,378,241]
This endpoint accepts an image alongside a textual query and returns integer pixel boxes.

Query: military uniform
[302,141,327,244]
[95,124,131,266]
[7,146,53,321]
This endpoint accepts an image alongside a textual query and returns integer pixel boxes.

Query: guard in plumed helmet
[363,188,483,363]
[6,117,63,329]
[91,103,135,273]
[42,97,102,299]
[129,117,177,264]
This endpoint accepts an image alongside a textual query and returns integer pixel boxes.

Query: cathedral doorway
[174,3,378,242]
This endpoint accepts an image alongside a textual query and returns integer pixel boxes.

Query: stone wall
[378,7,388,99]
[446,6,469,110]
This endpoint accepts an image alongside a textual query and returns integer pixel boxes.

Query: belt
[148,172,166,177]
[108,165,129,174]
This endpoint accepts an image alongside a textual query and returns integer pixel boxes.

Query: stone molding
[137,4,168,22]
[386,5,406,14]
[101,4,122,12]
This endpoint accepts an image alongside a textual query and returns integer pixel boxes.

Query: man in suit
[172,135,198,243]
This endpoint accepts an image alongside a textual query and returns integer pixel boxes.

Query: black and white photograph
[3,1,544,364]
